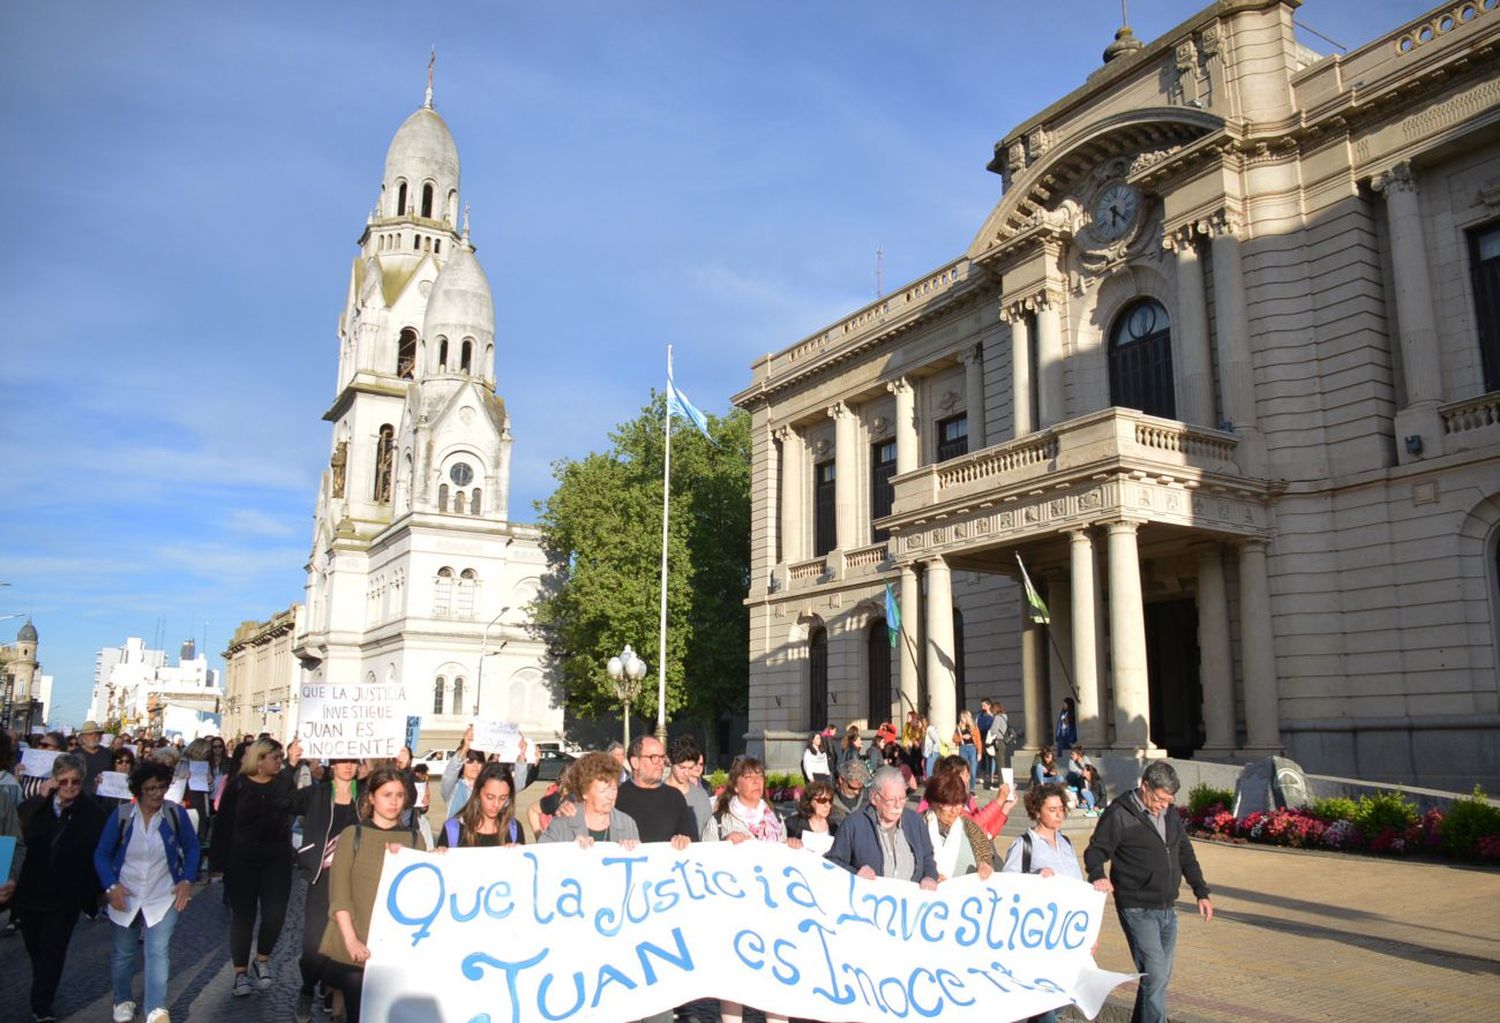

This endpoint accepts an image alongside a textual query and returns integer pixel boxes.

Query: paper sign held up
[19,748,60,778]
[469,719,521,759]
[296,682,410,760]
[97,771,132,801]
[188,760,212,791]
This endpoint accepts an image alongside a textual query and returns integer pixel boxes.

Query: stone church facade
[293,80,560,749]
[734,0,1500,791]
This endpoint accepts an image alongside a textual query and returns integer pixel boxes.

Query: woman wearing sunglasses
[783,778,839,856]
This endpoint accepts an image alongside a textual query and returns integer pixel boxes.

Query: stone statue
[331,441,348,498]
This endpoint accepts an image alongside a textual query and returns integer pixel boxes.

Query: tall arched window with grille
[396,180,408,215]
[434,567,454,616]
[1108,298,1176,419]
[396,329,417,380]
[808,626,828,731]
[460,339,473,374]
[453,676,465,716]
[433,676,446,715]
[421,182,434,218]
[457,569,477,618]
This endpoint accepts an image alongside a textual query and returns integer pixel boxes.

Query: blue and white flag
[667,350,712,439]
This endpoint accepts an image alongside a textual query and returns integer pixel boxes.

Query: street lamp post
[607,645,648,749]
[475,607,510,719]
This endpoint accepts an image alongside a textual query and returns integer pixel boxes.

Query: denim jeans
[1117,906,1177,1023]
[958,744,978,791]
[112,905,178,1014]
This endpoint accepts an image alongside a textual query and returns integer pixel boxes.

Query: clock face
[1092,184,1141,241]
[449,462,474,486]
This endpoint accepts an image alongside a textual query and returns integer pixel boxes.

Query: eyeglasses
[811,796,832,804]
[635,753,665,762]
[56,777,82,787]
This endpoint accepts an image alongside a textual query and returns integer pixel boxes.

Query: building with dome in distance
[290,73,560,749]
[734,0,1500,792]
[1,618,50,733]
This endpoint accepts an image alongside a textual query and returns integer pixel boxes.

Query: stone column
[829,401,858,549]
[924,557,957,739]
[1372,161,1445,461]
[1106,520,1154,752]
[1005,306,1034,439]
[1036,292,1066,428]
[1020,603,1047,758]
[1167,226,1216,427]
[1068,528,1104,747]
[766,426,784,569]
[1207,216,1266,474]
[887,378,917,475]
[1237,539,1282,755]
[1196,543,1236,753]
[898,563,921,720]
[778,426,802,563]
[962,343,987,450]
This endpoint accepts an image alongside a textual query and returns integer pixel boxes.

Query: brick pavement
[2,789,1495,1021]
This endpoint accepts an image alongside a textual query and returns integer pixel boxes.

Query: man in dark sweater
[613,735,695,848]
[1084,761,1212,1023]
[75,722,115,800]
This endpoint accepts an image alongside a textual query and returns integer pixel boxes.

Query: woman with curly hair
[539,752,638,847]
[438,762,523,847]
[783,778,838,855]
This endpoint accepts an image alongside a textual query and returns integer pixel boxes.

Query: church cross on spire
[424,46,436,109]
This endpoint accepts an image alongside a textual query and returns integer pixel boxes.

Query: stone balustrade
[1440,390,1500,452]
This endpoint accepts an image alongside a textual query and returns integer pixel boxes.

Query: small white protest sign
[469,719,521,759]
[166,779,187,804]
[296,681,410,760]
[188,760,212,791]
[19,748,59,778]
[97,771,133,801]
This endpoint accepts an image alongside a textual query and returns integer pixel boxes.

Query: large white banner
[296,681,410,760]
[363,842,1133,1023]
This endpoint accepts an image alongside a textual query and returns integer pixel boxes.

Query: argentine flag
[667,350,712,439]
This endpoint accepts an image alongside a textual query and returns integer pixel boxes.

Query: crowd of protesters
[0,704,1210,1023]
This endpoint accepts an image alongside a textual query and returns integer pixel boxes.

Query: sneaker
[145,1011,170,1023]
[295,990,314,1023]
[232,973,253,998]
[113,1003,136,1022]
[250,957,273,991]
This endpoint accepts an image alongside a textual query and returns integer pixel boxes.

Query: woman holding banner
[212,737,304,999]
[438,763,523,847]
[291,757,359,1023]
[318,766,422,1023]
[923,770,996,881]
[539,752,639,847]
[701,756,790,1023]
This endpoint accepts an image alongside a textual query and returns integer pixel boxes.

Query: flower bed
[1183,784,1500,863]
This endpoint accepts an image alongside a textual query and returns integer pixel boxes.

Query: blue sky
[0,0,1430,723]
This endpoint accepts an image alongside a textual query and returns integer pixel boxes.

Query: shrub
[1351,790,1418,837]
[706,769,728,791]
[1437,786,1500,858]
[1188,783,1234,815]
[1308,796,1358,822]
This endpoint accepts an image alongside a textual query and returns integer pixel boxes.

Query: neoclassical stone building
[292,77,559,750]
[734,0,1500,791]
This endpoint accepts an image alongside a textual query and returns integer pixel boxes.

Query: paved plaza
[3,788,1496,1022]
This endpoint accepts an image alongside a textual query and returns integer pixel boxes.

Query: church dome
[383,107,460,220]
[423,244,494,342]
[17,618,37,643]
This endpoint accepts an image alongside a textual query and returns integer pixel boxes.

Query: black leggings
[226,850,294,968]
[21,907,79,1016]
[299,876,331,994]
[323,959,365,1023]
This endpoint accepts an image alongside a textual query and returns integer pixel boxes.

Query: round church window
[449,462,474,486]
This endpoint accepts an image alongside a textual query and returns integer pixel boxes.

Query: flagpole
[655,346,673,742]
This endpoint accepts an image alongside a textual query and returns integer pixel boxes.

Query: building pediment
[969,108,1225,262]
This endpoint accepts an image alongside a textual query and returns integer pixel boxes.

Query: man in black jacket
[1084,761,1212,1023]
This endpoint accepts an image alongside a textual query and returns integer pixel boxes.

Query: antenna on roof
[1121,0,1130,27]
[425,46,436,109]
[875,246,884,299]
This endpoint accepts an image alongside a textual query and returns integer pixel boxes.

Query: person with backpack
[210,737,305,998]
[436,762,523,848]
[290,757,360,1023]
[1000,780,1082,1023]
[317,766,423,1023]
[94,758,200,1023]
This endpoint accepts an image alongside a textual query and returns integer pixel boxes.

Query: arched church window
[397,181,408,215]
[433,676,446,715]
[484,343,493,379]
[453,676,465,716]
[434,239,441,255]
[460,340,473,374]
[457,569,477,619]
[421,182,434,218]
[396,329,417,380]
[373,425,395,502]
[471,488,482,516]
[434,567,454,617]
[1108,299,1176,419]
[447,189,457,224]
[438,484,449,512]
[412,235,420,251]
[455,491,467,515]
[438,338,449,372]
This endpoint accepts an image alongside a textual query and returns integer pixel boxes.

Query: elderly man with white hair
[825,766,938,889]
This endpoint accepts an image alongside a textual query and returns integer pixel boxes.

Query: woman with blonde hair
[953,709,980,794]
[211,736,305,998]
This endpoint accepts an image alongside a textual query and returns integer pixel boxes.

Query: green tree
[532,395,750,739]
